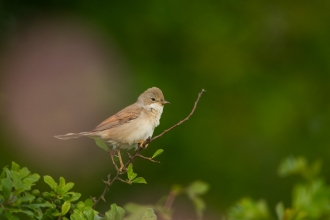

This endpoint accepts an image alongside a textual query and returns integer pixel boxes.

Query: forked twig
[92,89,205,207]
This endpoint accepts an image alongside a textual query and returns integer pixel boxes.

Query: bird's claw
[138,137,151,149]
[118,166,127,174]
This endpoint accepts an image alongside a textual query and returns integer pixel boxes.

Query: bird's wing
[92,104,141,132]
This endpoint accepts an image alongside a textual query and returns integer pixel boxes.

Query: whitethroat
[55,87,169,171]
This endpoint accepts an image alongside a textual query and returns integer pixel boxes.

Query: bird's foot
[138,137,151,149]
[118,166,127,174]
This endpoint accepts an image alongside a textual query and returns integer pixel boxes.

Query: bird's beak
[161,100,170,105]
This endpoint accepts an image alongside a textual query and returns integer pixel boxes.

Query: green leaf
[187,181,209,198]
[93,138,109,152]
[40,209,55,220]
[131,177,147,184]
[70,210,87,220]
[59,177,66,188]
[83,206,94,220]
[61,201,71,215]
[152,149,164,159]
[84,198,94,208]
[17,194,35,203]
[11,162,20,172]
[11,171,24,191]
[228,198,270,220]
[124,204,143,220]
[21,201,53,209]
[69,192,81,202]
[22,173,40,190]
[141,208,157,220]
[124,203,155,220]
[16,209,35,217]
[52,209,61,217]
[105,203,125,220]
[63,182,74,193]
[77,201,86,211]
[19,167,30,179]
[44,175,57,190]
[0,169,5,180]
[278,156,307,177]
[4,211,19,220]
[62,194,71,201]
[127,164,137,181]
[1,175,13,199]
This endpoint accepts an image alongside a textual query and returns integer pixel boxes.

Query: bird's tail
[54,132,90,140]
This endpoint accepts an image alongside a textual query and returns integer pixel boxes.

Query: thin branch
[93,89,205,207]
[118,178,129,184]
[93,148,143,207]
[103,174,111,186]
[150,88,205,142]
[92,174,114,205]
[136,154,160,163]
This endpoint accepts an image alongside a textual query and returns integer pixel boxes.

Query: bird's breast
[148,103,164,127]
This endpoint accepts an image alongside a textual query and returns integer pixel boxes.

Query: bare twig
[103,174,111,186]
[127,152,160,163]
[118,178,129,183]
[127,152,132,159]
[92,174,113,204]
[93,89,205,207]
[150,88,205,142]
[136,154,160,163]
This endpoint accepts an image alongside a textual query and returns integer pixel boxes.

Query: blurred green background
[0,1,330,219]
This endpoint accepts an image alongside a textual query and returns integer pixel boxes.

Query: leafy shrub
[0,162,208,220]
[227,156,330,220]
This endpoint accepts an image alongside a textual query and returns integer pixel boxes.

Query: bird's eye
[150,97,156,101]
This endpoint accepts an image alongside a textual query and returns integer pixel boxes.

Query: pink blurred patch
[1,16,130,176]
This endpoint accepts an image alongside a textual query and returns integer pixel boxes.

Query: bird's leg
[116,149,125,173]
[109,150,118,170]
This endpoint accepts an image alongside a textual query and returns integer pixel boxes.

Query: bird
[54,87,169,171]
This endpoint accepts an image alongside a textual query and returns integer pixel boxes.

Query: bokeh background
[0,1,330,219]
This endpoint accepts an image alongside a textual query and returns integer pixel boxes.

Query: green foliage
[0,162,52,219]
[92,138,109,152]
[5,157,330,220]
[104,204,125,220]
[0,162,208,220]
[140,208,156,220]
[124,203,154,220]
[186,181,209,218]
[226,156,330,220]
[227,198,270,220]
[151,150,164,159]
[277,157,330,220]
[0,162,159,220]
[127,164,147,184]
[117,180,210,220]
[278,156,321,181]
